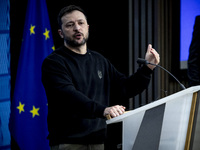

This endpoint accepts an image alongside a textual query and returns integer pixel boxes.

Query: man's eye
[79,22,84,25]
[66,24,73,27]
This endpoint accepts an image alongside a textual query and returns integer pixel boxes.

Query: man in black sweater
[42,5,160,150]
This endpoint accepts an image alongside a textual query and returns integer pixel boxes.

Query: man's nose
[73,23,81,31]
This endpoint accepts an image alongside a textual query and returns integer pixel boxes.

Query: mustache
[73,32,83,37]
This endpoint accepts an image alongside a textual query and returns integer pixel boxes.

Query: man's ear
[58,29,64,38]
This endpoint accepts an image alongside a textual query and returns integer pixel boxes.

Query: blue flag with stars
[10,0,54,149]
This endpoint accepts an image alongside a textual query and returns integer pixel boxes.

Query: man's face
[58,10,89,47]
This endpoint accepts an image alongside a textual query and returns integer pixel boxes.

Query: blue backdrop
[180,0,200,69]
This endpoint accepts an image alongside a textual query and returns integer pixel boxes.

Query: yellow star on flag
[52,45,55,51]
[30,106,40,118]
[43,28,50,40]
[17,102,25,114]
[30,24,35,35]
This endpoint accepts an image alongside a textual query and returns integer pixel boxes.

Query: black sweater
[42,46,153,146]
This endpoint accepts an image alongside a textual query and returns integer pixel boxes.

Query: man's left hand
[145,44,160,70]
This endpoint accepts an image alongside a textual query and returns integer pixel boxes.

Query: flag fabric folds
[10,0,54,149]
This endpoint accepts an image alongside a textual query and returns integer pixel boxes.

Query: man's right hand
[103,105,126,118]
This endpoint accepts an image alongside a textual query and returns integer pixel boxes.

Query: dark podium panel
[106,86,200,150]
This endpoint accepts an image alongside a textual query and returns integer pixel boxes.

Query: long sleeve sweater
[42,45,153,146]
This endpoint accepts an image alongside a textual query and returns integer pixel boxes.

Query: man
[188,15,200,87]
[42,5,160,150]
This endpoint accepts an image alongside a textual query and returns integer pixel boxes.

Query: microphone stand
[137,58,186,90]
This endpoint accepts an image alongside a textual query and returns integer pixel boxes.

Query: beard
[64,32,89,47]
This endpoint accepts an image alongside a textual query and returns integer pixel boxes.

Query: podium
[106,86,200,150]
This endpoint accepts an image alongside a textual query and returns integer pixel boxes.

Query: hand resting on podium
[104,105,126,119]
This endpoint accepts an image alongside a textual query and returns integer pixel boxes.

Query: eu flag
[10,0,53,149]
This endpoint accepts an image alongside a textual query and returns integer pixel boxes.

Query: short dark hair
[57,5,87,29]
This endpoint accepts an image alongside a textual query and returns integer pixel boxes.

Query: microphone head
[137,58,149,65]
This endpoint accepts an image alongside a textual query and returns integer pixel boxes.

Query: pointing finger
[147,44,152,53]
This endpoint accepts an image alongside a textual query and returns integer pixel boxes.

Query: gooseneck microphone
[137,58,186,90]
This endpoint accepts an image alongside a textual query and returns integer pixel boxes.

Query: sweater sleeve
[109,63,153,99]
[42,57,106,119]
[126,65,153,97]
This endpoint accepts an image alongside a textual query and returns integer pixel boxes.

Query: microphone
[137,58,186,90]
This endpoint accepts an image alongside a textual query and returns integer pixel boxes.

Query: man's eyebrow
[66,21,74,24]
[66,19,85,24]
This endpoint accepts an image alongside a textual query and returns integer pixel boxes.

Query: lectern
[106,86,200,150]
